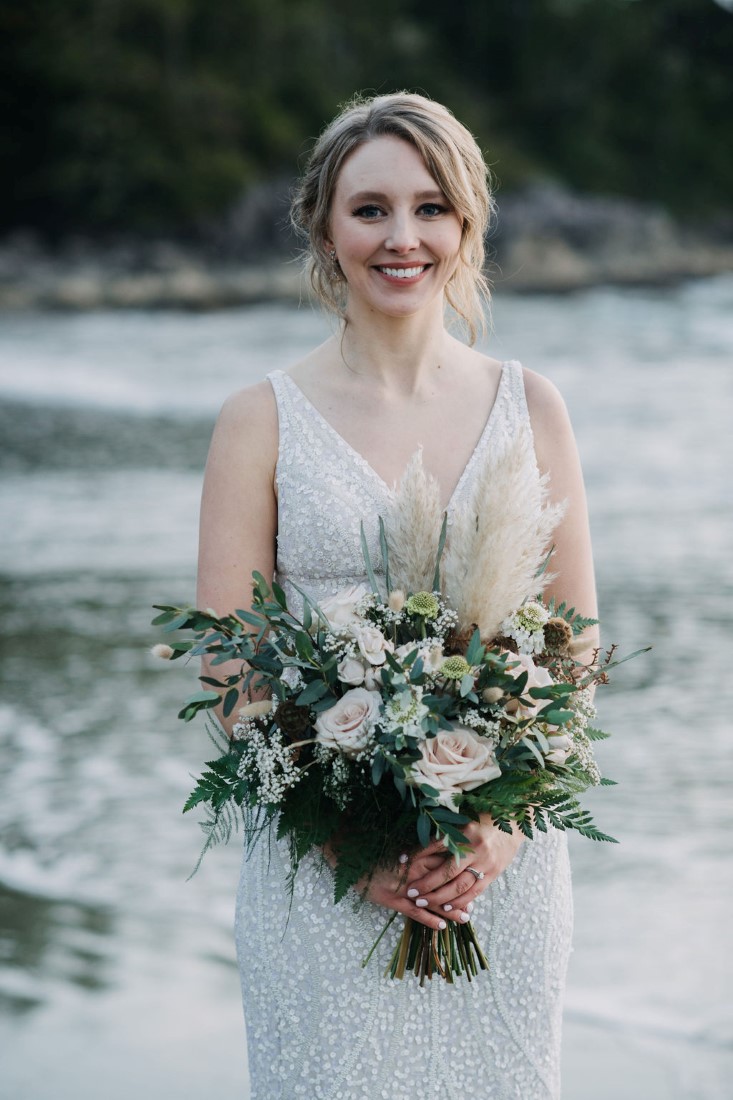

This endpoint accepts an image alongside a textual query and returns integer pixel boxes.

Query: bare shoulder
[521,365,570,426]
[520,366,580,482]
[216,378,278,432]
[210,379,279,465]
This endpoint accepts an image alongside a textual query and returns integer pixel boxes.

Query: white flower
[421,643,445,675]
[314,687,381,757]
[363,665,384,691]
[349,623,391,666]
[150,643,174,660]
[319,583,371,629]
[501,600,550,656]
[281,666,305,692]
[506,653,554,718]
[336,655,367,686]
[384,686,429,738]
[409,724,501,809]
[544,731,573,765]
[394,641,444,676]
[394,641,418,663]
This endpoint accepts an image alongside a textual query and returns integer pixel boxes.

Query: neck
[338,299,454,396]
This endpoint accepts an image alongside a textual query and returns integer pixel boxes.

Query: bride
[196,92,597,1099]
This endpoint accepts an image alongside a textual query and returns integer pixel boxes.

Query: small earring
[328,249,340,281]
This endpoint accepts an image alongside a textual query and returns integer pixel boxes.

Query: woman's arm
[196,380,279,733]
[524,366,599,654]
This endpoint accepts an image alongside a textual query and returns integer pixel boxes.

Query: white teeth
[379,266,426,279]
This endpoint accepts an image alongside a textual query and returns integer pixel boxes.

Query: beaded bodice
[268,360,530,611]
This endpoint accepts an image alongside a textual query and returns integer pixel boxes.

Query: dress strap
[502,359,532,429]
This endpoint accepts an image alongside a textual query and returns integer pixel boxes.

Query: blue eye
[353,205,384,219]
[418,203,447,217]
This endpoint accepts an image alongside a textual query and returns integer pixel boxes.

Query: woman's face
[325,135,463,320]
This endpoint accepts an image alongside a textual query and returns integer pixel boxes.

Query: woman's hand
[402,816,525,920]
[323,816,523,930]
[322,841,455,931]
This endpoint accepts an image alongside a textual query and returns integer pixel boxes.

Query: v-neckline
[273,363,510,513]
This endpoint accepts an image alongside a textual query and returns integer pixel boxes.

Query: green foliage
[3,0,731,235]
[463,771,618,844]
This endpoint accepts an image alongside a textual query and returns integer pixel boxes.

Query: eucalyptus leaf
[296,679,328,705]
[416,813,431,849]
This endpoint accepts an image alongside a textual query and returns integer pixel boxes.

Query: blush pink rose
[409,724,501,809]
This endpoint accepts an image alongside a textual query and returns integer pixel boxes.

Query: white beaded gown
[234,360,573,1100]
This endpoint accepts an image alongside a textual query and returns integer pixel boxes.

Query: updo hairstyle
[290,92,494,343]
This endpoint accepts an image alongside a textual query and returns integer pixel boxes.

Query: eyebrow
[347,189,447,204]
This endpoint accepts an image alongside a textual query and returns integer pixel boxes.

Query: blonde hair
[291,92,494,344]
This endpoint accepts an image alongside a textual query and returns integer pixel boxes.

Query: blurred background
[1,1,732,1097]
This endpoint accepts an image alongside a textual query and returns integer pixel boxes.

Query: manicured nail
[459,911,470,922]
[438,920,447,930]
[415,898,429,908]
[407,888,419,898]
[398,853,409,864]
[442,903,453,912]
[467,901,474,913]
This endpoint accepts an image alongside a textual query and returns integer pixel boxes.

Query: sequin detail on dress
[234,361,572,1100]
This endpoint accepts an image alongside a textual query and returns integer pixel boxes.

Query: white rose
[394,641,418,663]
[506,653,554,718]
[544,731,573,765]
[395,642,443,675]
[314,688,381,757]
[318,583,370,629]
[421,644,445,676]
[336,655,366,686]
[409,724,501,809]
[350,623,390,666]
[363,665,384,691]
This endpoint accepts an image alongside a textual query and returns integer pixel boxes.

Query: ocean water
[0,277,731,1099]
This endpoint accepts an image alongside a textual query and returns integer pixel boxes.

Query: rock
[491,180,733,291]
[0,180,731,309]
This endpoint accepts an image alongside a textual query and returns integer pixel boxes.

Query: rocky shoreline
[2,182,731,310]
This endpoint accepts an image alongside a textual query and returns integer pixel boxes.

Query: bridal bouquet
[153,432,644,983]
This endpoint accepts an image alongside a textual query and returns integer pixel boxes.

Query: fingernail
[459,911,470,922]
[438,920,447,930]
[398,853,409,864]
[407,888,419,898]
[415,898,429,908]
[442,903,453,912]
[467,901,474,913]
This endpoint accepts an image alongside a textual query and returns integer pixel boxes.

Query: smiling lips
[375,264,430,281]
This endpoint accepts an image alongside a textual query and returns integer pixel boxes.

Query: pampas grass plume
[385,448,443,593]
[442,426,565,638]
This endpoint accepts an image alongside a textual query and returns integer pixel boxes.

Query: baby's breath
[461,709,501,740]
[238,724,303,804]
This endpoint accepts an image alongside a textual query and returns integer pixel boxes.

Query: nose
[384,212,419,254]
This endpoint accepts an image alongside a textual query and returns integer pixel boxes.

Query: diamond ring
[466,866,484,881]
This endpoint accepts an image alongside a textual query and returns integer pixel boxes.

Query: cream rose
[506,653,554,718]
[349,623,391,666]
[409,724,501,809]
[363,665,384,691]
[319,583,370,629]
[395,641,444,675]
[314,688,381,757]
[336,655,366,686]
[544,731,573,765]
